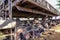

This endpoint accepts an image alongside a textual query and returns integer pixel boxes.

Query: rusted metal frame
[4,0,14,9]
[8,0,13,40]
[42,16,48,26]
[5,0,58,16]
[12,12,34,18]
[46,3,57,16]
[4,0,7,20]
[46,2,58,15]
[51,5,58,15]
[6,0,21,10]
[6,0,24,9]
[5,0,46,12]
[26,0,47,9]
[12,7,51,18]
[41,0,47,8]
[4,0,15,7]
[18,0,59,16]
[15,6,46,16]
[43,0,58,15]
[8,0,12,20]
[2,0,6,19]
[25,0,58,15]
[0,8,1,17]
[7,0,58,16]
[9,0,58,15]
[15,5,53,16]
[53,8,59,15]
[0,0,8,19]
[13,10,43,18]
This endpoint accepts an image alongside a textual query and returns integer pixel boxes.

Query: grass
[0,32,5,40]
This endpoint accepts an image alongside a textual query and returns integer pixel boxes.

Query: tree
[0,32,5,40]
[57,0,60,9]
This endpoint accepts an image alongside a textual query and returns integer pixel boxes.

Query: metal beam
[8,0,12,20]
[15,6,53,16]
[5,0,59,17]
[18,0,59,16]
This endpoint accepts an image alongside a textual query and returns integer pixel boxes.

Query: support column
[11,29,13,40]
[48,16,52,27]
[8,0,12,20]
[55,16,57,23]
[42,16,49,28]
[32,18,39,39]
[14,27,16,40]
[8,0,12,40]
[2,0,5,20]
[42,16,46,24]
[48,17,52,22]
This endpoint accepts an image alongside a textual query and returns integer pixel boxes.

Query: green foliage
[57,4,60,6]
[0,32,5,40]
[0,32,3,36]
[57,0,60,9]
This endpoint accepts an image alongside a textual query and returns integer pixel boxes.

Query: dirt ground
[33,33,60,40]
[33,24,60,40]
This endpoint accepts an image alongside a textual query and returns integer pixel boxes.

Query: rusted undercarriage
[12,0,60,17]
[0,0,59,18]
